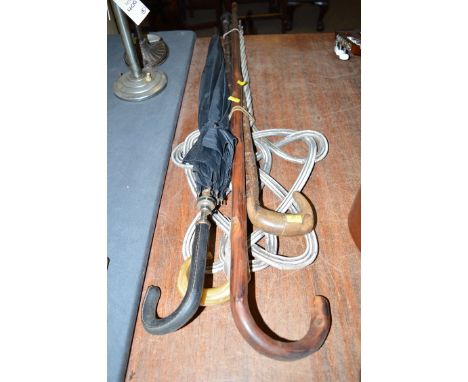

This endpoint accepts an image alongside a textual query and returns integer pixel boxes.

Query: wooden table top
[126,33,360,382]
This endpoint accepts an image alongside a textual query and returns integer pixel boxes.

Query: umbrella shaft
[221,16,234,93]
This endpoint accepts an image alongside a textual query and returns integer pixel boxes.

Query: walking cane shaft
[229,3,331,360]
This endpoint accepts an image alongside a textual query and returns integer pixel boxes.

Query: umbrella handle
[141,221,210,335]
[177,257,230,306]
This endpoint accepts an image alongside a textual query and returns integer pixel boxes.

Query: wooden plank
[126,33,360,382]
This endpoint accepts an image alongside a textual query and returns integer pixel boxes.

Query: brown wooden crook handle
[230,206,331,360]
[229,3,331,360]
[231,109,331,360]
[243,113,315,236]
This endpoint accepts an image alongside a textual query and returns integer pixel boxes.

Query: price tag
[112,0,150,25]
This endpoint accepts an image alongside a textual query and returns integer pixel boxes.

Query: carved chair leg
[269,0,279,12]
[216,0,223,32]
[280,0,288,33]
[316,1,328,31]
[286,4,296,31]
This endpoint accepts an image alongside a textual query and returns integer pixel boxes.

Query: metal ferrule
[197,190,216,223]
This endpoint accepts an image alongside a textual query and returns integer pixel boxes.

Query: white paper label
[112,0,150,25]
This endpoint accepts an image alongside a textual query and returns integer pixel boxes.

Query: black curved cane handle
[141,221,210,335]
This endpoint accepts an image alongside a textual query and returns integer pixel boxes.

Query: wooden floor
[126,33,360,382]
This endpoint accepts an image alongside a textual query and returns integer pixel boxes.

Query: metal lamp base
[113,68,167,102]
[124,36,169,69]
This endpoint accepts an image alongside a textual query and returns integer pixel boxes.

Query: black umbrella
[141,35,235,335]
[182,36,235,201]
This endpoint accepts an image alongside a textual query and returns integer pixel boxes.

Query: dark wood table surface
[126,33,360,382]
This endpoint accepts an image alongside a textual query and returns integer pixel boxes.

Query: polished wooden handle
[243,112,315,236]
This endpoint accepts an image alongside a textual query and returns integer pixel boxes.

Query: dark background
[107,0,361,36]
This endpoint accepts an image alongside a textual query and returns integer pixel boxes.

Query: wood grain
[126,33,360,382]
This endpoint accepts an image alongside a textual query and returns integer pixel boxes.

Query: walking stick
[228,3,331,360]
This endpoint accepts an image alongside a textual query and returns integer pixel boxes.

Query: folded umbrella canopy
[141,35,235,335]
[183,36,235,201]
